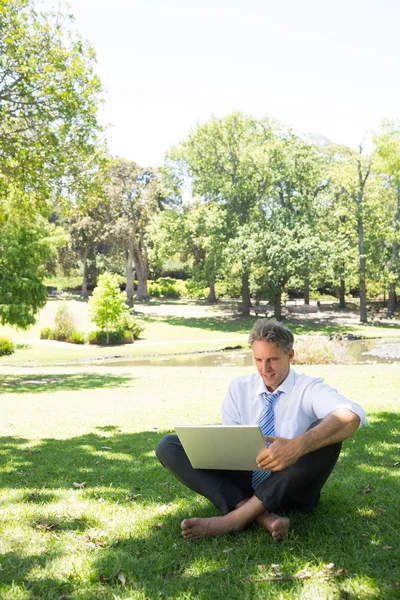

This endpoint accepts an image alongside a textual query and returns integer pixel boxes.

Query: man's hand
[256,436,302,471]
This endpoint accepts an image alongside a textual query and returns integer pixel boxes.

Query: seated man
[156,320,368,541]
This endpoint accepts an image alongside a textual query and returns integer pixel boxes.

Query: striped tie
[252,390,281,490]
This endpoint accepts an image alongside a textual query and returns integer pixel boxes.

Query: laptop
[174,425,266,470]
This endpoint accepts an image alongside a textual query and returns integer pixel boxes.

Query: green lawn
[0,364,399,599]
[1,298,400,367]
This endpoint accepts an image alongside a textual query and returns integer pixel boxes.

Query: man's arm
[256,408,360,472]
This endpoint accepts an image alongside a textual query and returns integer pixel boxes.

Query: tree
[329,144,373,322]
[0,194,60,328]
[374,120,400,313]
[88,272,129,344]
[168,112,280,315]
[0,0,105,325]
[106,158,162,304]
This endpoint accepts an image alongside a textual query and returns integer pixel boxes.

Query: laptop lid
[174,425,266,470]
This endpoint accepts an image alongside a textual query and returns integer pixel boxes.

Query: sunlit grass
[0,364,399,598]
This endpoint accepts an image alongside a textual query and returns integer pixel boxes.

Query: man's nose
[261,360,272,372]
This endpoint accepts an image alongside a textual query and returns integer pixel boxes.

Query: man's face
[252,340,294,392]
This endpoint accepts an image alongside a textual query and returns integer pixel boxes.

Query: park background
[1,0,400,599]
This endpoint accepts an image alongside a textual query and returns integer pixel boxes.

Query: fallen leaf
[156,523,164,529]
[85,534,107,548]
[323,563,335,572]
[374,507,386,515]
[257,565,266,571]
[334,568,347,577]
[270,564,282,571]
[361,533,369,538]
[295,568,312,580]
[101,446,112,450]
[392,462,400,467]
[118,572,126,586]
[361,484,374,494]
[382,545,393,550]
[100,476,105,481]
[222,548,233,553]
[126,494,142,501]
[73,481,87,488]
[36,523,55,531]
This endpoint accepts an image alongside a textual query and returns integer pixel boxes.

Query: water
[99,338,400,368]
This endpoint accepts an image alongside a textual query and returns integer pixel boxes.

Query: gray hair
[248,319,294,354]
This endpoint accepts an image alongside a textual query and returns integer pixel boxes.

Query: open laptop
[174,425,266,470]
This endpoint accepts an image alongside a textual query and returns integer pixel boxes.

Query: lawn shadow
[0,373,133,394]
[147,314,355,337]
[0,417,399,599]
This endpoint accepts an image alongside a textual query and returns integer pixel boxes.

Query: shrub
[53,303,75,341]
[120,314,145,340]
[293,335,348,365]
[89,273,130,344]
[88,330,125,345]
[66,330,86,344]
[40,327,53,340]
[0,337,15,356]
[148,277,186,298]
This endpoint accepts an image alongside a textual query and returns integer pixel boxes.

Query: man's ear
[288,349,294,362]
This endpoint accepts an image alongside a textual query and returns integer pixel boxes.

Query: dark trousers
[156,429,342,516]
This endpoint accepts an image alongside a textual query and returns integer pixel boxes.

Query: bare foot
[256,512,290,542]
[181,514,243,540]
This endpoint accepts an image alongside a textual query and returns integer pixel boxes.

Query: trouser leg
[156,434,253,515]
[254,441,342,513]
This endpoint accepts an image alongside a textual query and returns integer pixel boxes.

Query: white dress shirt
[221,368,368,438]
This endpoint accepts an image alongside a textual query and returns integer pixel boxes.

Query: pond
[98,338,400,368]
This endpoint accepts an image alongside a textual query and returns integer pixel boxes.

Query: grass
[0,298,399,367]
[0,364,399,599]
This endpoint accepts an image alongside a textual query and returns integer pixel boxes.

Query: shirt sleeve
[308,379,368,428]
[221,379,242,425]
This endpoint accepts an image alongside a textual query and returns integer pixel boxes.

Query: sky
[41,0,400,167]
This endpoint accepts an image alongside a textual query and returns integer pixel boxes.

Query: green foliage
[66,330,86,345]
[40,327,54,340]
[0,336,15,356]
[0,0,107,327]
[119,314,145,340]
[88,329,126,345]
[88,273,130,343]
[53,303,75,342]
[148,277,186,298]
[0,211,57,328]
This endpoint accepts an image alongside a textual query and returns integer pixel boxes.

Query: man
[156,320,368,542]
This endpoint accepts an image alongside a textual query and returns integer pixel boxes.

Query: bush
[40,327,54,340]
[53,303,75,341]
[88,330,126,345]
[293,335,348,365]
[120,314,145,340]
[0,337,15,356]
[66,330,86,344]
[148,277,186,298]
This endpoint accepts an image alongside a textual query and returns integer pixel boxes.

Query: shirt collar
[255,367,296,397]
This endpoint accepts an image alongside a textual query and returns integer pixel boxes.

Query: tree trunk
[355,158,370,323]
[304,279,310,305]
[339,278,346,309]
[357,212,368,323]
[81,247,89,298]
[134,235,149,300]
[126,238,135,308]
[274,292,282,320]
[207,278,217,303]
[388,280,396,313]
[241,271,251,316]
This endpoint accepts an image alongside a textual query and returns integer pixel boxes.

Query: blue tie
[252,390,281,490]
